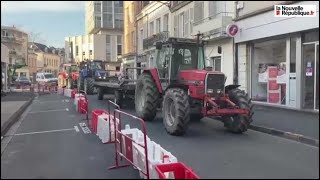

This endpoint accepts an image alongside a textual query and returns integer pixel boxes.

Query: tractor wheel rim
[166,99,175,126]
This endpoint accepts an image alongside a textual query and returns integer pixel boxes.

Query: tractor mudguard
[225,84,241,94]
[143,69,163,93]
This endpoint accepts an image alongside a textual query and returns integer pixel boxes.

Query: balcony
[143,31,169,50]
[193,12,233,41]
[1,36,24,44]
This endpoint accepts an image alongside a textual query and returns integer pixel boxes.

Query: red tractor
[58,63,79,89]
[133,36,253,136]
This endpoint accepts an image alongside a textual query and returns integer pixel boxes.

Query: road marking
[79,122,91,134]
[74,126,80,132]
[28,108,69,114]
[34,99,69,103]
[6,128,76,136]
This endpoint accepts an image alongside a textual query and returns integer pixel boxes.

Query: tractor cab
[154,38,206,81]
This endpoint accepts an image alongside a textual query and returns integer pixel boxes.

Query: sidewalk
[1,92,34,136]
[250,104,319,144]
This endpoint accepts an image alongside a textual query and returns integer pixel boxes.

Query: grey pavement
[1,93,319,179]
[1,92,34,136]
[252,105,319,139]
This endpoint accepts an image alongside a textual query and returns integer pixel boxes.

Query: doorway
[302,42,319,110]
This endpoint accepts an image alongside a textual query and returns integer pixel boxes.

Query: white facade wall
[234,1,319,43]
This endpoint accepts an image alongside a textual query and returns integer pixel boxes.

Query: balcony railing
[193,12,234,40]
[143,31,169,50]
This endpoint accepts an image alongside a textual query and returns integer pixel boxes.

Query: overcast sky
[1,1,86,48]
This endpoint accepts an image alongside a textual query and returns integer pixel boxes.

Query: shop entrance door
[302,42,319,110]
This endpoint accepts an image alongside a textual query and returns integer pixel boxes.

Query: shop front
[241,29,319,111]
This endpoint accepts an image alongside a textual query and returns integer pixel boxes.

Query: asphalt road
[1,93,319,179]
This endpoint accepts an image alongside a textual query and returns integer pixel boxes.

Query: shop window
[251,38,287,105]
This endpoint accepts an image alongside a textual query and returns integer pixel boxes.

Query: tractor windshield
[70,65,79,72]
[170,44,205,78]
[91,61,103,69]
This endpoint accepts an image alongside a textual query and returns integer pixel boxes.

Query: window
[179,13,184,37]
[106,35,111,61]
[174,15,179,37]
[117,35,122,44]
[209,1,224,18]
[156,18,161,33]
[184,10,189,37]
[116,66,120,71]
[140,29,144,50]
[209,57,221,71]
[149,22,154,36]
[76,46,79,56]
[106,35,111,43]
[94,1,101,13]
[117,45,122,55]
[194,1,204,24]
[89,50,93,55]
[95,16,101,28]
[163,14,169,32]
[190,8,194,34]
[251,38,287,105]
[131,31,135,48]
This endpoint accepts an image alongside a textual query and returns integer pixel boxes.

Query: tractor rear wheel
[135,73,159,121]
[222,88,253,133]
[84,78,94,95]
[162,88,190,136]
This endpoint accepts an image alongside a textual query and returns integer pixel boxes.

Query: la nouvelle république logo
[275,5,317,17]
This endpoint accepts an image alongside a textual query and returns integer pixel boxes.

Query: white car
[36,72,58,85]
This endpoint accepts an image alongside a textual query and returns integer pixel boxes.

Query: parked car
[36,72,58,85]
[14,76,32,86]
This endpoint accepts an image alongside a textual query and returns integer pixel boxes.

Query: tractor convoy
[60,34,254,136]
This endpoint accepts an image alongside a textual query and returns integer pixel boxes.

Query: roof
[32,42,61,55]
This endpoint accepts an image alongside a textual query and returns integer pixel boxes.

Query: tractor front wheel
[135,73,159,121]
[162,88,190,136]
[222,88,253,133]
[84,78,94,95]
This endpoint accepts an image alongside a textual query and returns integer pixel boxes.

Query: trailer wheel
[222,88,253,133]
[162,88,190,136]
[84,78,94,95]
[135,73,159,121]
[114,90,123,107]
[97,87,104,100]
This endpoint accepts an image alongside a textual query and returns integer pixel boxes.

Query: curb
[1,96,35,136]
[249,125,319,147]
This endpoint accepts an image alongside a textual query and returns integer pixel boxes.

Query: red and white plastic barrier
[91,109,108,134]
[155,162,200,179]
[97,113,119,143]
[64,88,73,97]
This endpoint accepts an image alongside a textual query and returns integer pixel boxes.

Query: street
[1,93,319,179]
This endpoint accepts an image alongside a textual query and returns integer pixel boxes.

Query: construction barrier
[97,113,119,144]
[155,162,200,179]
[108,105,150,179]
[71,88,77,98]
[57,87,65,95]
[32,83,58,94]
[64,88,73,97]
[91,109,108,134]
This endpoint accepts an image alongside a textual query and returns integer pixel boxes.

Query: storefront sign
[226,24,239,37]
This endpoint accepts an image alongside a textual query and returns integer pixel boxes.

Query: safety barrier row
[58,89,199,179]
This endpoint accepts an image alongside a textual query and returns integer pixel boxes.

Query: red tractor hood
[179,70,224,81]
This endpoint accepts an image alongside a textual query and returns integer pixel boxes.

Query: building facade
[83,1,124,70]
[234,1,319,111]
[31,42,62,76]
[65,34,122,74]
[123,1,138,78]
[1,25,28,66]
[1,43,9,91]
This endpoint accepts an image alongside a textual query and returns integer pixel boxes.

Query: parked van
[36,72,58,85]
